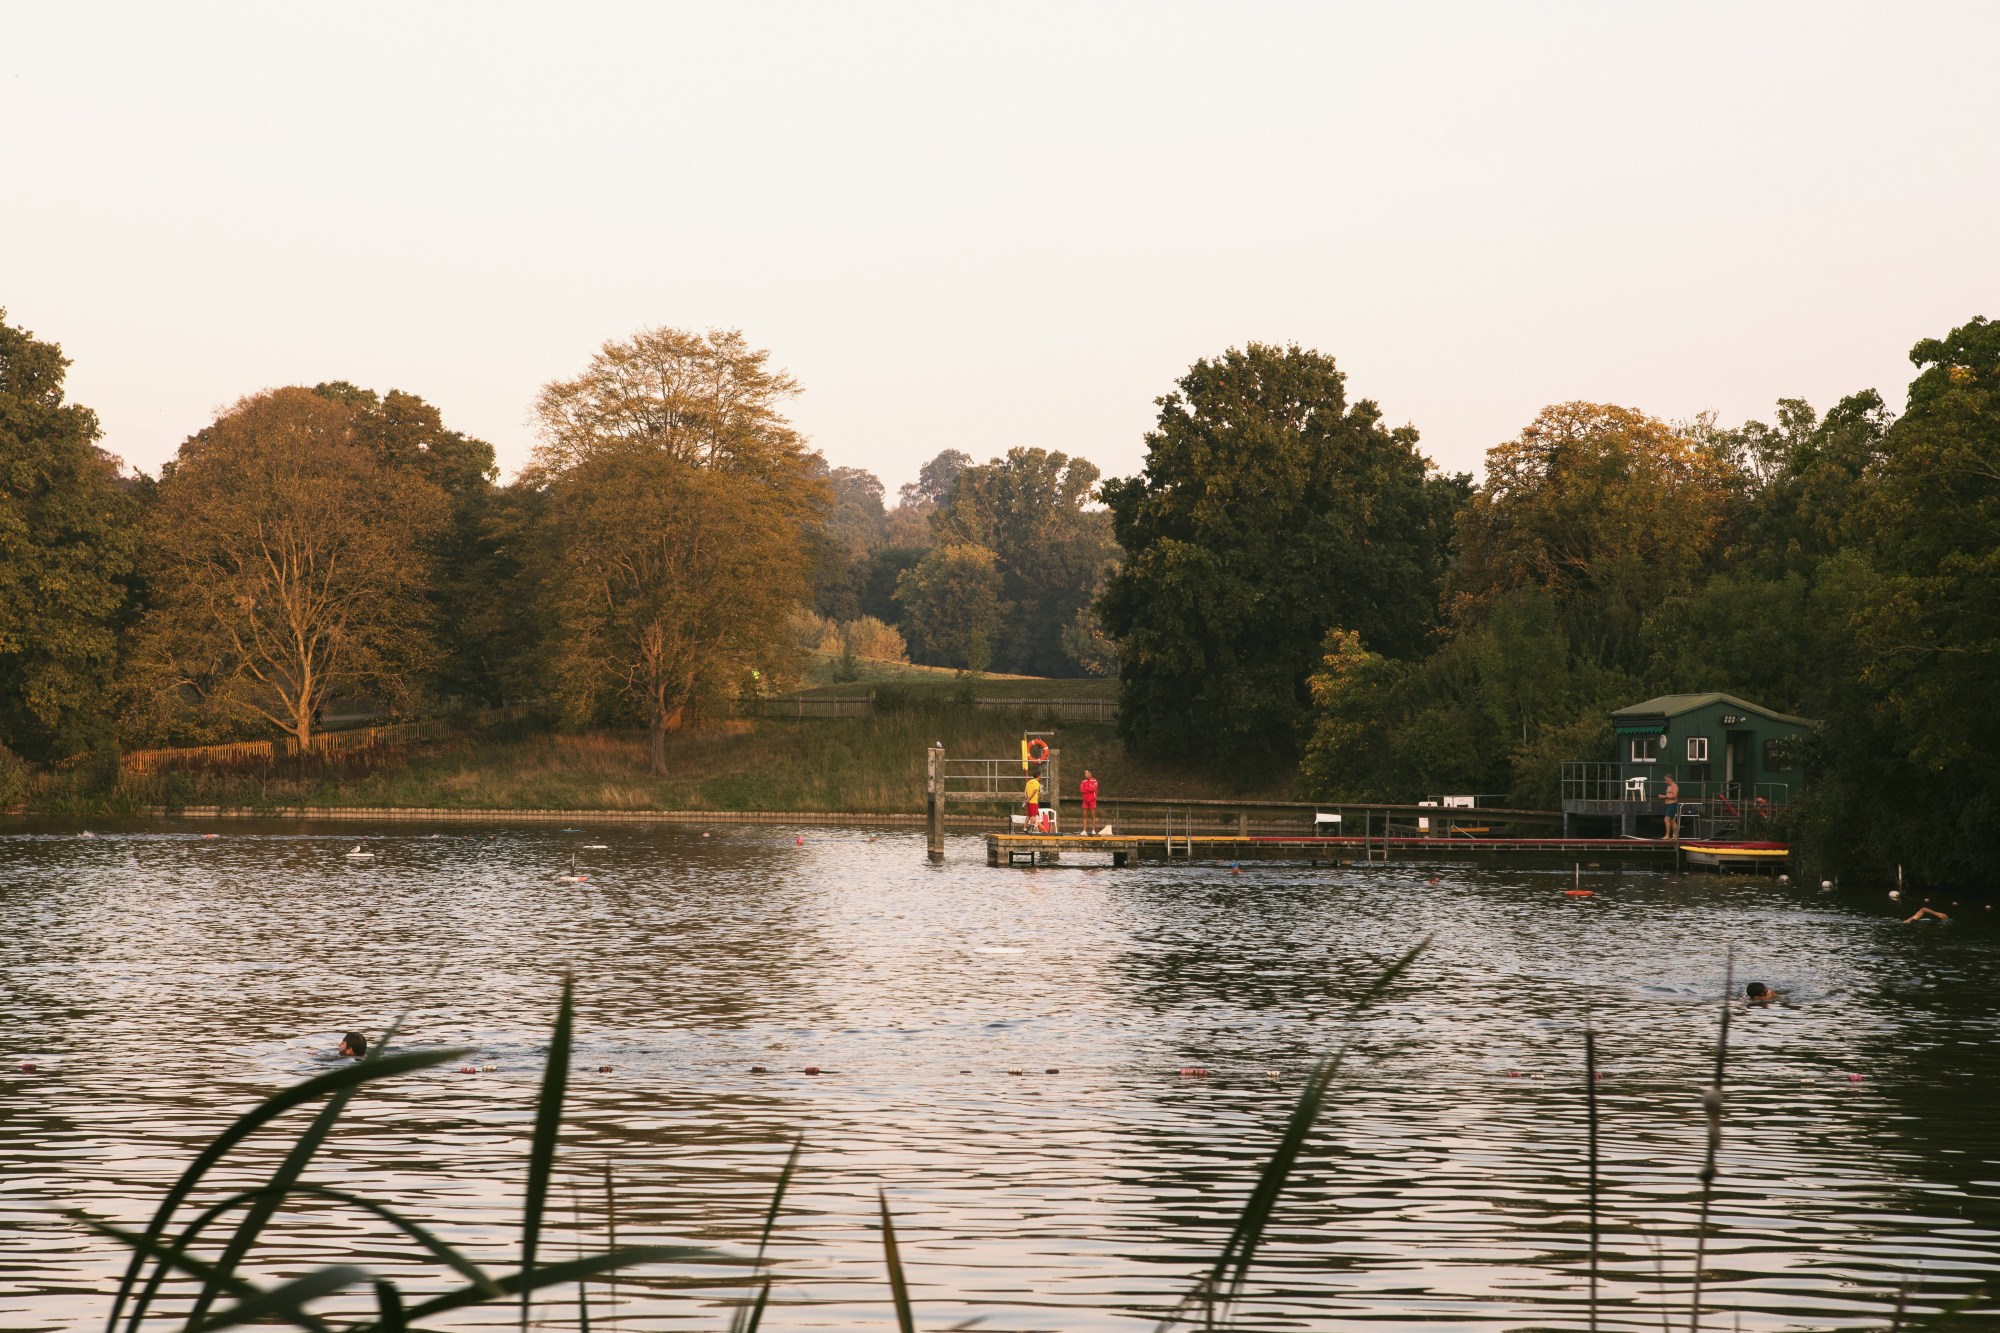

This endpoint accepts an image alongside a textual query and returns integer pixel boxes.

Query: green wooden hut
[1613,692,1811,802]
[1563,692,1814,837]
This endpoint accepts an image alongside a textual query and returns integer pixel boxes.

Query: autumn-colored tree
[527,327,824,773]
[1447,402,1739,667]
[0,311,139,762]
[131,388,449,744]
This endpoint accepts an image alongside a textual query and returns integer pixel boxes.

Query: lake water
[2,821,1996,1331]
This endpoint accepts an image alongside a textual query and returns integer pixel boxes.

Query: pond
[2,821,1996,1330]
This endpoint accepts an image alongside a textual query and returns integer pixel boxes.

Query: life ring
[1025,738,1050,763]
[1754,795,1773,816]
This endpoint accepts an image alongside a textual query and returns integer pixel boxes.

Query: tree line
[5,306,1995,889]
[1100,322,2000,893]
[0,316,1116,784]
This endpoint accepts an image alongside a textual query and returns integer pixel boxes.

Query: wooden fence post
[926,744,946,862]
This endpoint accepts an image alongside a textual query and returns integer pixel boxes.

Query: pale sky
[5,2,1995,492]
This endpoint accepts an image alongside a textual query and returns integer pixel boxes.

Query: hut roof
[1611,693,1814,727]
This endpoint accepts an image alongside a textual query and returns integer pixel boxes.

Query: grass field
[786,660,1119,701]
[43,709,1288,815]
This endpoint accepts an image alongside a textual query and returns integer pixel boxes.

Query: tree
[1099,343,1466,769]
[898,448,972,510]
[808,462,889,621]
[894,544,1003,672]
[0,311,138,762]
[535,451,815,769]
[313,382,508,703]
[1447,402,1740,669]
[533,327,803,472]
[930,447,1119,675]
[1832,316,2000,886]
[527,326,824,772]
[131,388,449,745]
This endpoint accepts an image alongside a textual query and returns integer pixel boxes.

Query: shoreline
[39,805,995,827]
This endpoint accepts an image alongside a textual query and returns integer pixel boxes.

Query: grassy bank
[30,710,1290,816]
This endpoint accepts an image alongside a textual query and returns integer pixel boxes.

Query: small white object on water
[1889,890,1902,901]
[1820,880,1833,890]
[1778,873,1789,883]
[344,846,374,862]
[582,843,608,851]
[78,831,95,839]
[973,947,1024,955]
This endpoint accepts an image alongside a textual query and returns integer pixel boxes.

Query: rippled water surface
[3,821,1997,1331]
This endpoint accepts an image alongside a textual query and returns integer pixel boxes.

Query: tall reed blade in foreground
[1687,951,1734,1333]
[80,979,735,1332]
[1158,936,1429,1331]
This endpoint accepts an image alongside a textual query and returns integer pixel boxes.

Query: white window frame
[1687,735,1709,763]
[1629,736,1659,764]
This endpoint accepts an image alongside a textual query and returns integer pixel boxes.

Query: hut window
[1687,736,1709,762]
[1629,736,1660,763]
[1763,738,1794,771]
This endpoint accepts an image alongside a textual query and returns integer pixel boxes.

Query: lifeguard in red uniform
[1079,770,1100,834]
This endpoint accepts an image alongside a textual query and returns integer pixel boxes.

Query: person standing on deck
[1079,770,1100,834]
[1661,773,1681,840]
[1024,773,1042,830]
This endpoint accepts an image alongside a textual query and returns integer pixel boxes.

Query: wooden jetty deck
[985,833,1761,870]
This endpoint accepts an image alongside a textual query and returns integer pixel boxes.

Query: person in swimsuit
[1904,906,1950,923]
[1661,774,1681,840]
[1745,982,1779,1003]
[338,1031,368,1059]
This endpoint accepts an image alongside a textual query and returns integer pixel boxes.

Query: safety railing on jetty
[1562,763,1790,811]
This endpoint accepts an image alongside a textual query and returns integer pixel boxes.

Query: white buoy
[1889,889,1901,901]
[1820,879,1833,890]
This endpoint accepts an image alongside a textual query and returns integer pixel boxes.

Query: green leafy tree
[931,447,1118,675]
[0,312,138,762]
[526,326,824,772]
[894,544,1003,672]
[809,463,890,621]
[1100,343,1466,769]
[1826,316,2000,886]
[130,388,449,745]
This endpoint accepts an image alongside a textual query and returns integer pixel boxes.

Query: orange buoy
[1565,889,1594,897]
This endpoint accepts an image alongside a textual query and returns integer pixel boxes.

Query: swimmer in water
[1745,982,1780,1003]
[338,1031,368,1060]
[1904,906,1950,924]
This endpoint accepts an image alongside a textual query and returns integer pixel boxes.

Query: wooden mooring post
[926,743,945,863]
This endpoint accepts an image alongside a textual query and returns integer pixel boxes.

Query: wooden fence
[120,708,529,775]
[736,695,1118,723]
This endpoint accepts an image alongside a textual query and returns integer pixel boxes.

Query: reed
[1687,952,1735,1333]
[74,949,1947,1333]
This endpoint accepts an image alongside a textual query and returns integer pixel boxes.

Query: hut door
[1725,732,1752,791]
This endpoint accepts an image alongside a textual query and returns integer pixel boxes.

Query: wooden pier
[986,832,1729,871]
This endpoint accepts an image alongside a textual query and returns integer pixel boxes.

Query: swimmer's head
[339,1031,368,1059]
[1745,982,1770,1000]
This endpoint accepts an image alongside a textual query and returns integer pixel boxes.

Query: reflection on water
[1,821,1996,1330]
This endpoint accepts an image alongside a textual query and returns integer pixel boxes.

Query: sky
[4,2,1996,492]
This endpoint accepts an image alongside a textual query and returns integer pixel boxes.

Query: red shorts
[1025,802,1039,818]
[1081,798,1097,810]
